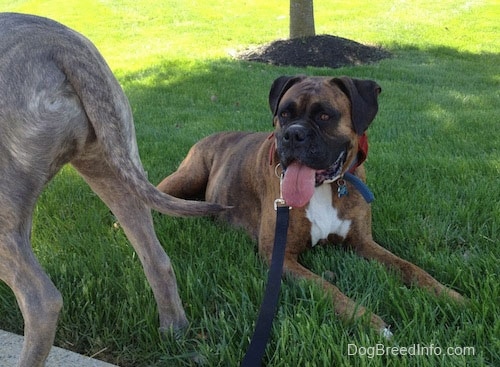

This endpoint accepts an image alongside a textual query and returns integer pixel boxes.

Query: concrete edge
[0,330,119,367]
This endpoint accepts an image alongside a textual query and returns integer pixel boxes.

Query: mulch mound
[237,34,391,68]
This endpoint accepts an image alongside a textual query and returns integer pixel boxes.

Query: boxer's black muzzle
[275,122,350,181]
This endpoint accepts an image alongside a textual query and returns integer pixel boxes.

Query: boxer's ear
[269,75,306,119]
[331,77,382,135]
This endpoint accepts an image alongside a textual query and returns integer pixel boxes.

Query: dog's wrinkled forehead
[283,77,341,95]
[276,78,351,119]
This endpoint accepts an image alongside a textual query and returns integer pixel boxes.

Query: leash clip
[274,164,291,210]
[274,198,288,210]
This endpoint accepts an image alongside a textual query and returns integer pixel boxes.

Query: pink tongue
[282,162,316,208]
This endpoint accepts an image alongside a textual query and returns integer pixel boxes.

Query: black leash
[241,200,290,367]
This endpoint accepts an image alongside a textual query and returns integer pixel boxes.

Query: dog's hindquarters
[49,23,224,217]
[0,13,214,366]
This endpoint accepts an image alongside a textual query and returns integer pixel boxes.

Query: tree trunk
[290,0,315,39]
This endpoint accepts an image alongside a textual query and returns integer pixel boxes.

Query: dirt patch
[237,34,391,68]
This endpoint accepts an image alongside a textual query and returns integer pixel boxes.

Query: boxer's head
[269,75,381,207]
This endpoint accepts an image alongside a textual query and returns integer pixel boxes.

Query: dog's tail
[53,27,225,217]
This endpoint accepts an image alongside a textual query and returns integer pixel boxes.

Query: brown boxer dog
[157,75,464,337]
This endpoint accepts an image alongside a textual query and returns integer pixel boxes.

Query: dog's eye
[280,111,290,119]
[319,113,330,121]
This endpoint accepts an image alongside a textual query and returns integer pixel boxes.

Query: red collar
[349,133,368,173]
[268,132,369,172]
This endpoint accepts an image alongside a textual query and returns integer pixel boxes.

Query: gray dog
[0,13,223,366]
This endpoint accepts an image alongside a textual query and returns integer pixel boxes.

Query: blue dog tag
[337,179,348,198]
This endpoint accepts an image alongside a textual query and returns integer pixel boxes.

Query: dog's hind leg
[72,157,189,332]
[0,243,63,367]
[0,188,63,367]
[156,144,211,201]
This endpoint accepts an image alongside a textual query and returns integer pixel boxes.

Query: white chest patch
[306,184,351,246]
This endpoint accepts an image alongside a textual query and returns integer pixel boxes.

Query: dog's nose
[283,125,307,146]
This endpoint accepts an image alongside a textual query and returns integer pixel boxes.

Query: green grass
[0,0,499,366]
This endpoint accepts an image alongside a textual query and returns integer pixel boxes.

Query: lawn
[0,1,498,366]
